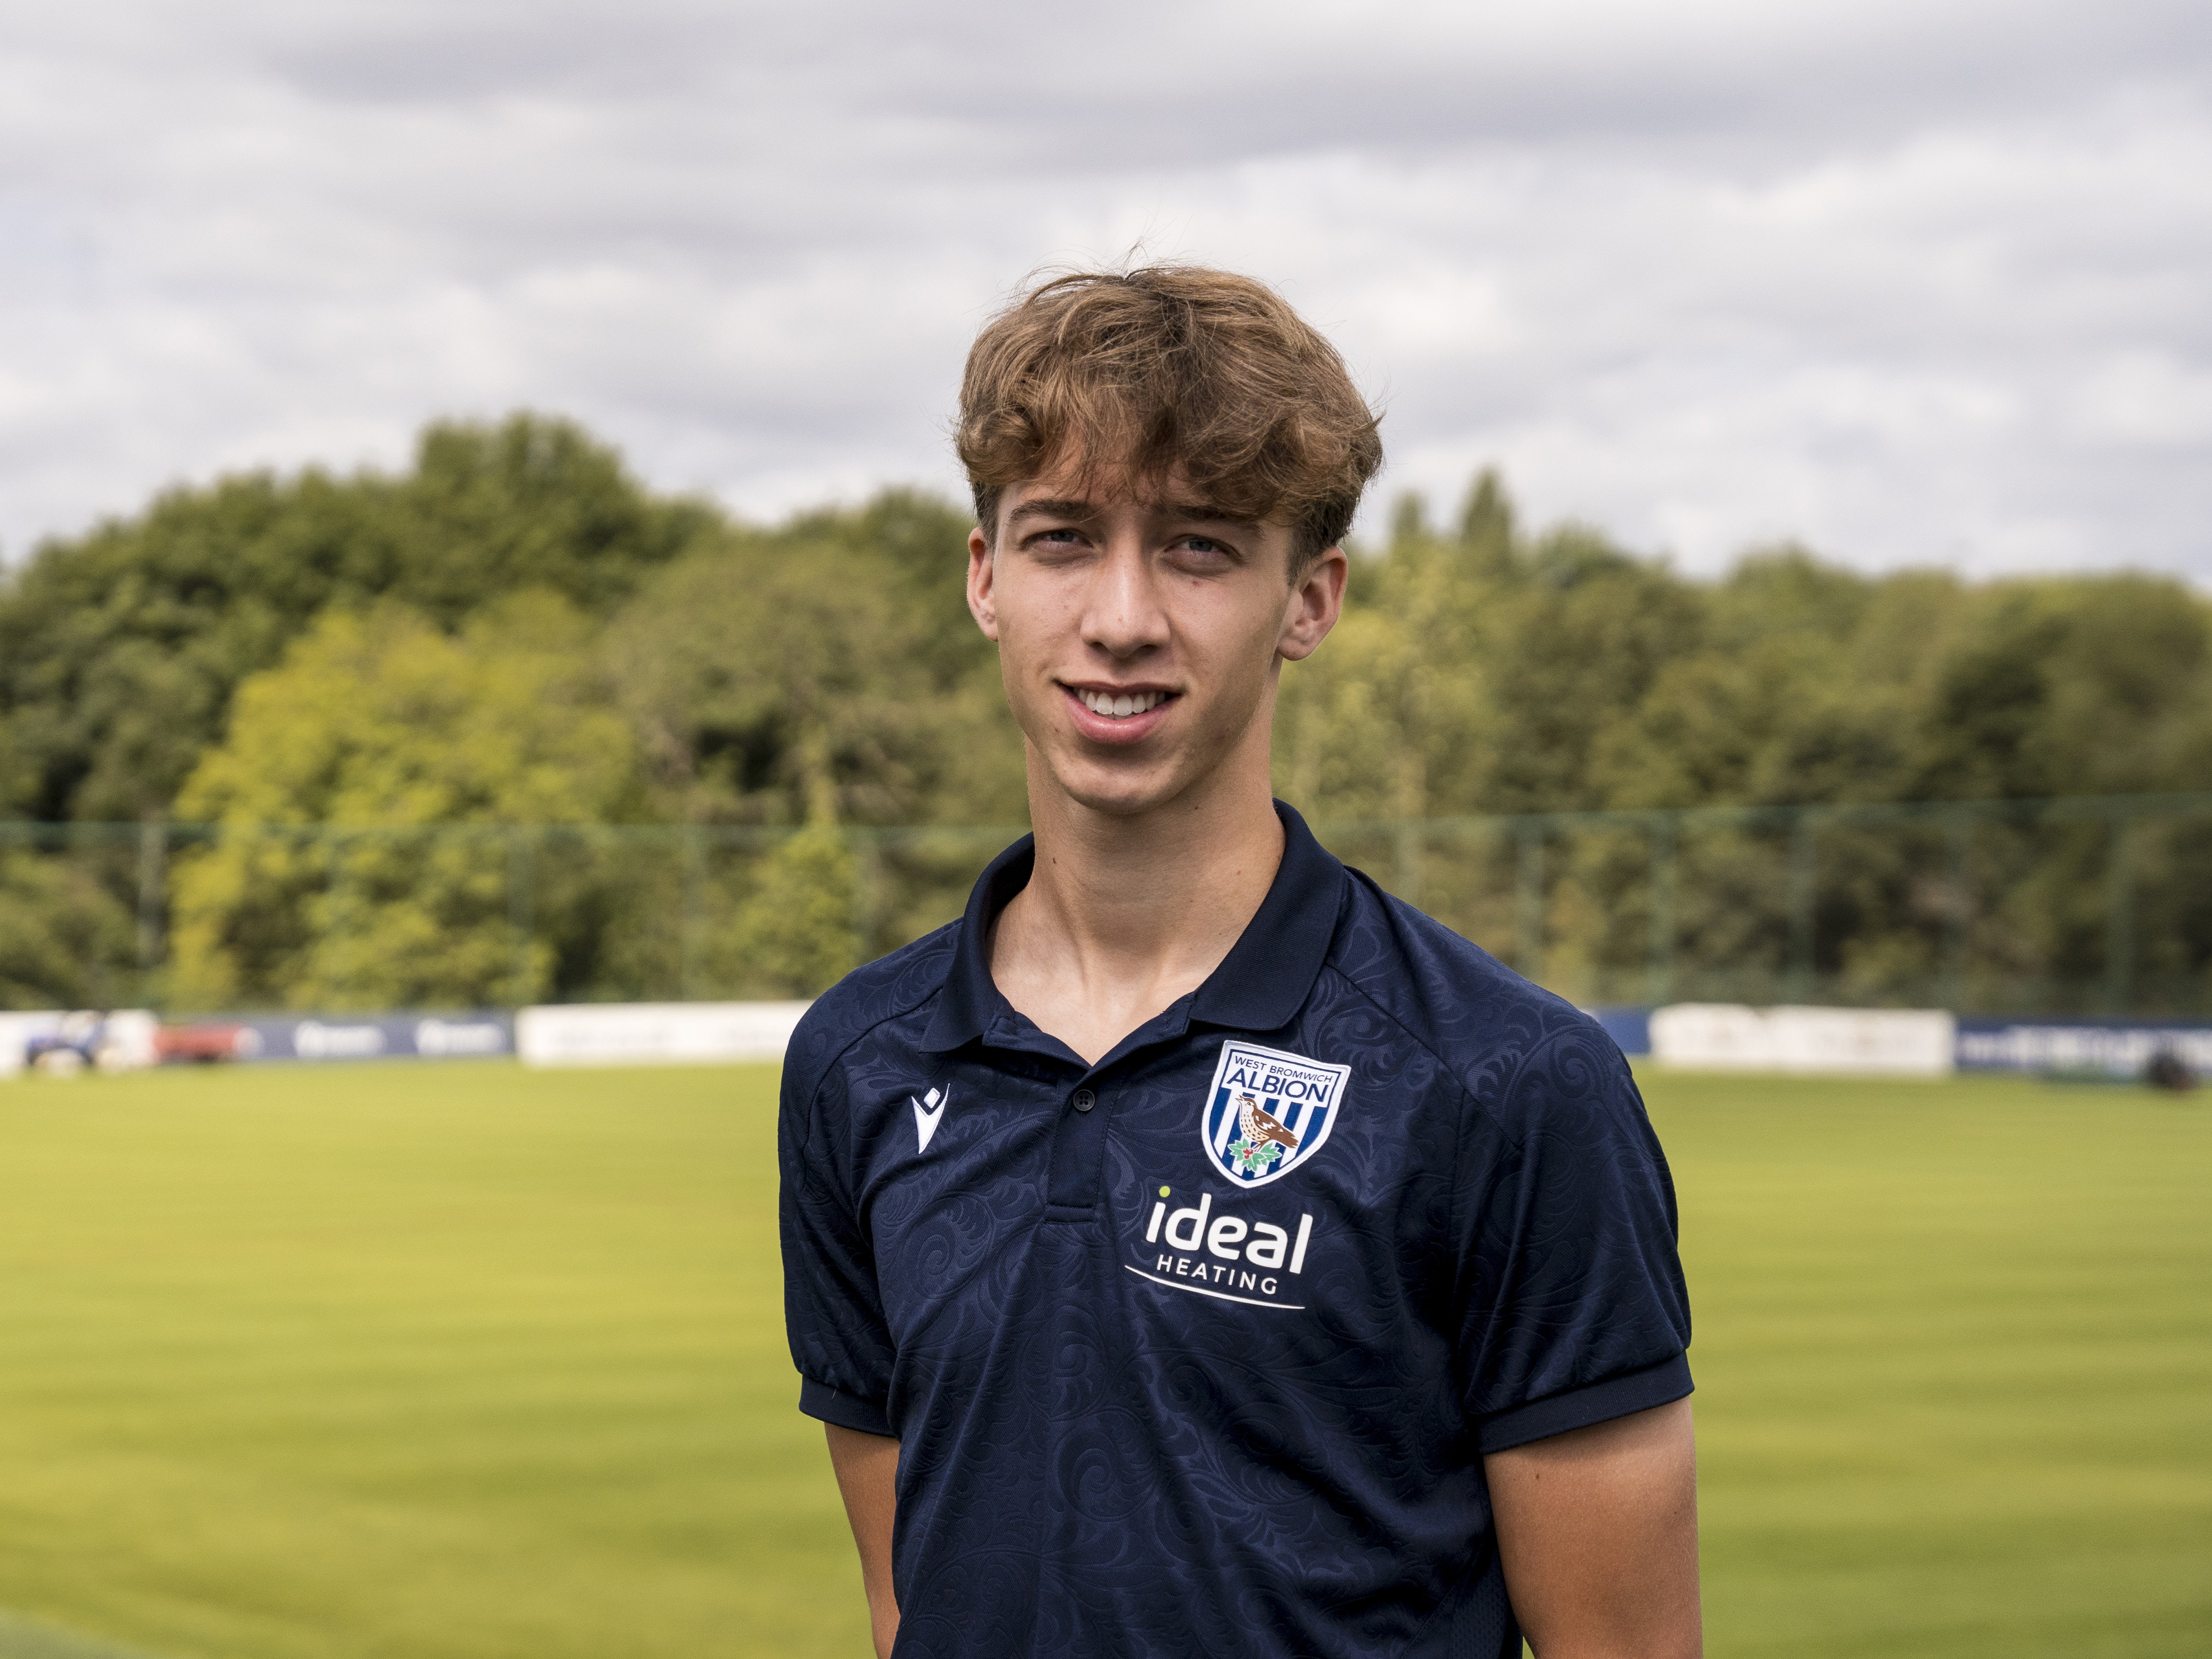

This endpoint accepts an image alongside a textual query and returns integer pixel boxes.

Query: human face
[966,464,1346,821]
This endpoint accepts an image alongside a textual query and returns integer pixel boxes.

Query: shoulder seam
[1325,879,1614,1151]
[1318,962,1522,1155]
[794,928,959,1145]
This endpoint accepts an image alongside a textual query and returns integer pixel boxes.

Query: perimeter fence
[3,792,2208,1016]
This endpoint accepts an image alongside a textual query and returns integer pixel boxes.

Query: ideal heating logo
[1124,1188,1315,1311]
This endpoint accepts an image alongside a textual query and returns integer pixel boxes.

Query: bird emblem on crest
[1226,1090,1300,1177]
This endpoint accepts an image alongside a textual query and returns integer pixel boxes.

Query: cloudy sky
[2,0,2206,578]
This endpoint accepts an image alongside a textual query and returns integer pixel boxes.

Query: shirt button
[1072,1088,1097,1113]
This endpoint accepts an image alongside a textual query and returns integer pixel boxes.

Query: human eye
[1167,533,1240,570]
[1024,525,1089,557]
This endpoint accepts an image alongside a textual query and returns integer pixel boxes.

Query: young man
[780,267,1699,1658]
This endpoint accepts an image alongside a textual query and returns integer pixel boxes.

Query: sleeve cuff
[1475,1352,1693,1454]
[798,1374,895,1437]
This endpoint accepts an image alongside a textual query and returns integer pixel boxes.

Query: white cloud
[0,0,2205,578]
[2076,351,2212,446]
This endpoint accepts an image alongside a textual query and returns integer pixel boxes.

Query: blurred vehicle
[21,1011,163,1077]
[27,1012,116,1077]
[154,1024,262,1065]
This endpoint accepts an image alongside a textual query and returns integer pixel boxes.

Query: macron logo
[912,1086,949,1154]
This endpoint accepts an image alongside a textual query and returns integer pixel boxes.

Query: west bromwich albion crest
[1200,1040,1352,1187]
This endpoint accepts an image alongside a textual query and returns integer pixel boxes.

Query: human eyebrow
[1163,502,1258,530]
[1006,499,1097,528]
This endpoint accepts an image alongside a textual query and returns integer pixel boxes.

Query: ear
[1277,545,1347,662]
[966,525,1000,640]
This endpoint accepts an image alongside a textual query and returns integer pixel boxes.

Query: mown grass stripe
[0,1611,169,1659]
[0,1062,2202,1657]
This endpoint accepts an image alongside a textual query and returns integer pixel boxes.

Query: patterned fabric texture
[780,804,1691,1659]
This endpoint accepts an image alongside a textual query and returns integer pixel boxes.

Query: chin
[1049,758,1196,820]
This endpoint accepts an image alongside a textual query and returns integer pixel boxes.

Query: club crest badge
[1199,1040,1351,1187]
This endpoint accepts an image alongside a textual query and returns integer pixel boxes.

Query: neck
[1026,763,1285,960]
[990,725,1285,1065]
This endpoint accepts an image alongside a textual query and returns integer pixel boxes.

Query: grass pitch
[0,1063,2204,1658]
[1663,1073,2210,1658]
[0,1062,864,1659]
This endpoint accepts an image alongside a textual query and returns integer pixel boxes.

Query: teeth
[1078,689,1166,718]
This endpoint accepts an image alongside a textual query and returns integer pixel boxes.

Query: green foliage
[1278,474,2212,1008]
[4,416,2209,1012]
[1281,478,1712,822]
[1283,493,2212,828]
[0,851,134,1009]
[606,491,1024,830]
[0,413,707,825]
[167,596,641,1010]
[727,829,860,997]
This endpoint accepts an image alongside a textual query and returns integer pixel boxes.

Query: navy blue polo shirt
[780,803,1690,1659]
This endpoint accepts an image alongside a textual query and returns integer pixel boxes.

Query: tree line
[1,415,2205,1011]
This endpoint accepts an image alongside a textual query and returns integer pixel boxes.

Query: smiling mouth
[1070,687,1173,720]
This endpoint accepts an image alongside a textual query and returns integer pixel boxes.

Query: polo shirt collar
[921,832,1037,1054]
[1190,803,1346,1030]
[920,802,1346,1055]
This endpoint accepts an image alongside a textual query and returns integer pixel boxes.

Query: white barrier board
[0,1012,62,1079]
[517,1001,812,1068]
[1650,1004,1955,1076]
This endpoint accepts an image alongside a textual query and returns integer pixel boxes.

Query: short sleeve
[780,1050,898,1436]
[1454,1027,1693,1453]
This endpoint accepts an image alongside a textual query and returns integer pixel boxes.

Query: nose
[1080,535,1170,660]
